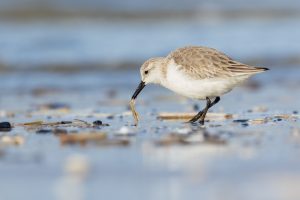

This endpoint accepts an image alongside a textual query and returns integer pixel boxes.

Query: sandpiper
[131,46,268,125]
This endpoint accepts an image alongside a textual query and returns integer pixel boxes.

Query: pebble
[61,121,72,124]
[241,123,249,127]
[0,122,12,132]
[54,129,68,135]
[116,126,135,136]
[93,120,109,126]
[36,129,53,134]
[1,136,25,145]
[175,127,192,135]
[40,103,70,110]
[93,120,102,126]
[233,119,249,123]
[107,115,114,120]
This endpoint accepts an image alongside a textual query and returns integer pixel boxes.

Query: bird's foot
[186,111,204,123]
[199,119,205,125]
[186,118,198,123]
[199,117,209,125]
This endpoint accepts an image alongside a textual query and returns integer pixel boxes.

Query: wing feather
[167,46,268,79]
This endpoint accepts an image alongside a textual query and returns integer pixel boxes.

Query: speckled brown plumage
[166,46,267,79]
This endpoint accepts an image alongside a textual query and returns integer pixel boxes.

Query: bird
[131,46,269,125]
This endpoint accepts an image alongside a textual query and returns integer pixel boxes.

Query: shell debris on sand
[157,112,235,121]
[18,119,110,130]
[1,135,25,146]
[155,131,226,146]
[115,126,136,136]
[129,99,139,125]
[59,132,130,147]
[22,121,44,126]
[59,133,107,145]
[274,114,299,121]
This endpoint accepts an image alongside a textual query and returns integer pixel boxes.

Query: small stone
[116,126,135,136]
[54,129,68,135]
[0,122,12,132]
[233,119,249,123]
[93,120,102,126]
[41,103,70,110]
[36,129,52,134]
[107,115,114,120]
[61,121,72,124]
[175,127,192,135]
[241,123,249,127]
[93,120,109,126]
[1,135,25,145]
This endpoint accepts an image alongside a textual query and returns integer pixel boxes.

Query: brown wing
[167,46,267,79]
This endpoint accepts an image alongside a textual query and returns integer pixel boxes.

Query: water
[1,18,300,69]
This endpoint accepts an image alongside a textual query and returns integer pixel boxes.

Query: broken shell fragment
[130,99,139,126]
[59,133,107,145]
[1,135,25,145]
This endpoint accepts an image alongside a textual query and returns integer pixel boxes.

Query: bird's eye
[145,70,149,75]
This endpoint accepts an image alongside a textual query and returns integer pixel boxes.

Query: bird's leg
[199,97,220,125]
[198,97,211,125]
[188,110,204,123]
[209,96,220,108]
[188,97,220,124]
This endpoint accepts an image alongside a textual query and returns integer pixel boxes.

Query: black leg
[188,110,204,123]
[199,97,212,125]
[209,96,220,108]
[188,96,220,124]
[199,96,220,125]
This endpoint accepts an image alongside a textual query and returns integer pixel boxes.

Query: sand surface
[0,68,299,200]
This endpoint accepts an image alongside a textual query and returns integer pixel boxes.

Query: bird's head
[131,57,165,100]
[140,57,165,84]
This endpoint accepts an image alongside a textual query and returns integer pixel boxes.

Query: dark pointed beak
[131,81,146,100]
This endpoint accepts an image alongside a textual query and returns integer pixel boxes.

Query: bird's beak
[131,81,146,100]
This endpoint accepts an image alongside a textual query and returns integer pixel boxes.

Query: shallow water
[0,17,300,69]
[0,68,300,200]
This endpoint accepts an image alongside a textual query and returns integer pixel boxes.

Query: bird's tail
[229,65,269,76]
[253,67,269,72]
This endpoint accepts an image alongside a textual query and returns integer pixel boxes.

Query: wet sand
[0,68,299,200]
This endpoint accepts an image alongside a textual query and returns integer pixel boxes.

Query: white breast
[160,61,250,100]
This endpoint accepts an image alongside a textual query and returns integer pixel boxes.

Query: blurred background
[1,1,300,200]
[1,0,300,71]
